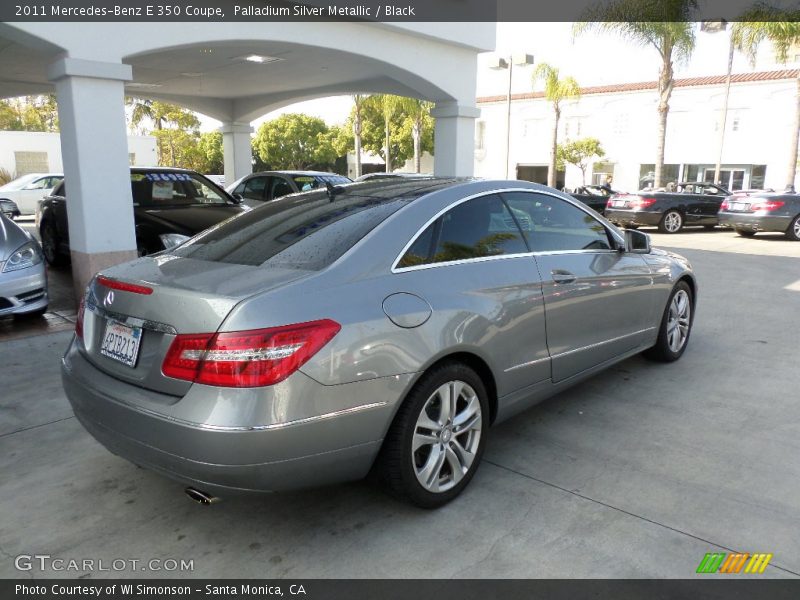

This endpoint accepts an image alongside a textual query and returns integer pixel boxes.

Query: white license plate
[729,202,749,211]
[100,320,142,367]
[611,200,628,208]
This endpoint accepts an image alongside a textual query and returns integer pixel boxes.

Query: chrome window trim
[391,187,625,274]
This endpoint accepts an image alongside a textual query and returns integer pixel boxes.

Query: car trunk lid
[80,254,312,397]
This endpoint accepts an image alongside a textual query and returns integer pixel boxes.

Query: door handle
[551,269,577,284]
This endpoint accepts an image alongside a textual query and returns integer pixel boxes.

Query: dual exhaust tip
[184,487,219,505]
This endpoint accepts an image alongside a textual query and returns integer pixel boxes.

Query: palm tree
[733,7,800,191]
[397,97,434,173]
[366,94,402,172]
[574,0,697,189]
[351,94,367,178]
[532,63,581,188]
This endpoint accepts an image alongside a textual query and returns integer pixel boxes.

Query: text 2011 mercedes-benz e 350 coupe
[62,179,697,507]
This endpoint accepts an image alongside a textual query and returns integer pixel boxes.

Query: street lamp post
[702,20,735,187]
[489,53,534,178]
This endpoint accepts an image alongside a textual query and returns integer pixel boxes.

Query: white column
[48,57,138,298]
[220,122,253,185]
[431,102,481,178]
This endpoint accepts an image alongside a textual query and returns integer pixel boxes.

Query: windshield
[131,172,231,207]
[0,174,39,191]
[292,175,351,192]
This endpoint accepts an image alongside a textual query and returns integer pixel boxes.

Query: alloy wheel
[412,380,482,493]
[663,211,682,233]
[667,289,691,352]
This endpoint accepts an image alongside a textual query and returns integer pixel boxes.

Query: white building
[475,69,799,193]
[0,131,156,177]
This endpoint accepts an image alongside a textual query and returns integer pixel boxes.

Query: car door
[699,185,726,221]
[269,176,295,200]
[501,191,655,383]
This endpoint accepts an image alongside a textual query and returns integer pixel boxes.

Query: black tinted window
[131,172,230,206]
[398,194,528,268]
[172,191,407,270]
[502,192,612,252]
[242,176,269,200]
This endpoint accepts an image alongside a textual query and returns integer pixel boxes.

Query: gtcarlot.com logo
[696,552,773,574]
[15,554,194,572]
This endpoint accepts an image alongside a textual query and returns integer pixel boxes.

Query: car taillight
[96,275,153,295]
[750,200,785,212]
[720,200,730,211]
[162,319,341,387]
[75,296,86,339]
[630,196,657,210]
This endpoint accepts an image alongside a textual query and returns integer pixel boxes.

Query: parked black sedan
[605,182,731,233]
[39,168,247,266]
[226,170,351,208]
[568,184,619,214]
[718,192,800,240]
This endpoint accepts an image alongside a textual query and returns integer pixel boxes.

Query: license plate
[100,320,142,367]
[611,200,628,208]
[729,202,749,211]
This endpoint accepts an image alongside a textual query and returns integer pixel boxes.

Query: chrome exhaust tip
[185,487,219,505]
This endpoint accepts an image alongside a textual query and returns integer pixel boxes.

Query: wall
[0,131,157,177]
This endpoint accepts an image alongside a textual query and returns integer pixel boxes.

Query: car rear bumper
[0,262,48,316]
[62,339,409,495]
[604,209,662,227]
[718,212,792,233]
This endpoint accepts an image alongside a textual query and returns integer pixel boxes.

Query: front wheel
[644,281,694,362]
[375,362,489,508]
[40,220,69,267]
[658,210,684,234]
[786,215,800,241]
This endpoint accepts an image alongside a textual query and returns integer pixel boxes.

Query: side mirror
[624,229,651,254]
[231,193,244,203]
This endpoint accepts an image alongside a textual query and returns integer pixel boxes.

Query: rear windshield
[171,190,408,270]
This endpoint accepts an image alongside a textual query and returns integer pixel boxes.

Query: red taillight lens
[162,319,341,388]
[630,196,657,210]
[75,296,86,339]
[750,200,785,212]
[720,200,730,211]
[96,275,153,295]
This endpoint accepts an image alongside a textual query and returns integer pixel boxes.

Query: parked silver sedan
[0,212,48,317]
[62,179,697,507]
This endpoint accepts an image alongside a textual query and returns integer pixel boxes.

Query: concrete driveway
[1,229,798,579]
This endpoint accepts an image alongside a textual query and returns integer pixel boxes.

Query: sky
[198,22,779,132]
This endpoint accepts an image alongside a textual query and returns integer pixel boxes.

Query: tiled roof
[476,69,800,104]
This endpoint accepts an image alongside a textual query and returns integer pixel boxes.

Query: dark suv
[39,167,247,266]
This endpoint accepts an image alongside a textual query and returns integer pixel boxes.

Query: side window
[271,177,294,200]
[397,194,528,268]
[502,192,612,252]
[242,176,269,201]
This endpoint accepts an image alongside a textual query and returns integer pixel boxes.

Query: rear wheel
[644,281,693,362]
[735,228,757,238]
[658,210,683,234]
[375,362,488,508]
[786,215,800,241]
[40,220,68,267]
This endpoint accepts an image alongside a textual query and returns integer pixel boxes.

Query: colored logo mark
[696,552,773,574]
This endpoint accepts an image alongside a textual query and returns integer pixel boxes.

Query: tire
[658,210,684,234]
[734,228,757,238]
[374,362,489,508]
[644,281,694,362]
[40,220,69,267]
[786,214,800,241]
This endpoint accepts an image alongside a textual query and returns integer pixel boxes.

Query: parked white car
[0,173,64,217]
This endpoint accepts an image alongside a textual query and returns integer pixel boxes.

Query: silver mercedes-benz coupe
[62,178,697,507]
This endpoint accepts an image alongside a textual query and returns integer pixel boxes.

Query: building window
[14,151,48,175]
[129,153,136,165]
[475,121,485,150]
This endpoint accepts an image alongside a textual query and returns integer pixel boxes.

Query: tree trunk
[384,115,392,173]
[413,119,422,173]
[548,105,560,188]
[353,113,362,179]
[654,53,674,190]
[787,75,800,191]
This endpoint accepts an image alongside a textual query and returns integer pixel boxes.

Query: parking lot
[0,227,798,579]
